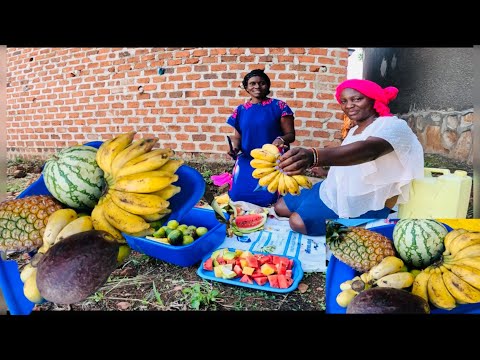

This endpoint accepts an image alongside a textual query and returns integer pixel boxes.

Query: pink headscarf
[335,79,399,117]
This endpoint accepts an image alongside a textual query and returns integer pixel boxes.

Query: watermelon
[392,219,448,268]
[233,213,267,232]
[43,145,105,210]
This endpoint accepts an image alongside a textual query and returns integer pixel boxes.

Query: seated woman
[274,79,424,236]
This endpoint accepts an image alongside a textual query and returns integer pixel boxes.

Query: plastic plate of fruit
[197,247,304,294]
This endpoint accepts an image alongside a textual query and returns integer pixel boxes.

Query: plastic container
[124,207,227,267]
[324,222,480,314]
[398,167,472,219]
[197,249,304,293]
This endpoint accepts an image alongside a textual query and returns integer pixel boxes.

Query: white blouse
[319,116,424,218]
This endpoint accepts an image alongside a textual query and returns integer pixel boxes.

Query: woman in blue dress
[226,69,296,207]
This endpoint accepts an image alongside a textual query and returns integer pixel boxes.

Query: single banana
[122,147,174,167]
[250,148,279,163]
[411,270,431,302]
[291,175,313,189]
[141,208,171,222]
[158,159,184,174]
[277,173,287,196]
[375,272,415,289]
[54,215,94,244]
[266,171,282,193]
[336,289,358,308]
[250,159,276,169]
[23,270,44,304]
[112,171,178,193]
[151,185,181,200]
[339,279,354,291]
[261,144,280,157]
[451,243,480,261]
[427,272,456,310]
[368,256,405,280]
[283,174,301,195]
[91,202,125,242]
[442,269,480,304]
[109,189,170,216]
[258,169,280,187]
[102,196,150,234]
[96,131,136,175]
[42,208,79,246]
[20,263,36,283]
[252,166,277,179]
[446,256,480,271]
[110,137,159,178]
[448,232,480,256]
[445,264,480,290]
[115,150,173,178]
[444,228,469,252]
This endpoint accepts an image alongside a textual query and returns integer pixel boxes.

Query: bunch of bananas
[336,256,416,308]
[411,229,480,310]
[92,132,183,241]
[250,144,312,196]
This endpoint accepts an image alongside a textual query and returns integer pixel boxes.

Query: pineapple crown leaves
[325,220,351,245]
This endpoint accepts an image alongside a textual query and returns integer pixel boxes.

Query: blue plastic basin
[324,222,480,314]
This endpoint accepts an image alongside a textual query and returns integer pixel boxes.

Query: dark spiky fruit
[0,195,64,252]
[326,220,396,273]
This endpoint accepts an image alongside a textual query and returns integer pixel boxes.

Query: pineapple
[326,220,396,273]
[0,195,63,253]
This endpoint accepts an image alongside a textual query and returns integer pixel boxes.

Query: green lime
[153,227,166,238]
[163,226,173,236]
[187,225,197,232]
[167,229,183,246]
[182,235,195,245]
[177,224,188,232]
[196,227,208,237]
[167,220,179,229]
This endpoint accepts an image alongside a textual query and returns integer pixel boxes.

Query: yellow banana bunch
[110,137,159,179]
[443,228,469,251]
[445,232,480,256]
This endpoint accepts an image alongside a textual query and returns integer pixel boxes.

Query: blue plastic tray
[197,248,304,293]
[324,222,480,314]
[124,207,226,267]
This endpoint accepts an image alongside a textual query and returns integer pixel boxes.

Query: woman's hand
[227,148,241,160]
[277,147,314,176]
[272,137,285,148]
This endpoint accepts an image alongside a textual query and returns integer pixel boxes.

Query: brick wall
[6,47,348,161]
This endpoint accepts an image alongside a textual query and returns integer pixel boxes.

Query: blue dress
[226,98,294,207]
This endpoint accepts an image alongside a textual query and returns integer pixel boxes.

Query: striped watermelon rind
[392,219,448,268]
[43,145,105,210]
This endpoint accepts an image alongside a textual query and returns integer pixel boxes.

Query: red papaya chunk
[36,230,120,304]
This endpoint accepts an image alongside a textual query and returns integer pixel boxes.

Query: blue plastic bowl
[324,222,480,314]
[124,207,227,267]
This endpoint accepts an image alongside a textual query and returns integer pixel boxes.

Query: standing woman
[226,69,296,207]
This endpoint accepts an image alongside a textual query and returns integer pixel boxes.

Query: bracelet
[275,136,285,144]
[308,148,317,169]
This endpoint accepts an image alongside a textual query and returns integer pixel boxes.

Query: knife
[226,136,237,160]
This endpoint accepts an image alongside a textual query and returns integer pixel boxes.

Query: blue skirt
[283,181,391,236]
[228,154,279,207]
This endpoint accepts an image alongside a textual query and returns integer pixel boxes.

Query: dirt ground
[3,153,474,312]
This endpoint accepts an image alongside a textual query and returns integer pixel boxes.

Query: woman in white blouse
[274,79,424,236]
